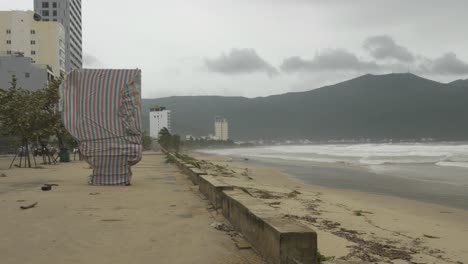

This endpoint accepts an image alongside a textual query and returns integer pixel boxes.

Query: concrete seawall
[167,152,318,264]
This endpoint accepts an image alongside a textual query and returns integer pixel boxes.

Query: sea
[200,143,468,209]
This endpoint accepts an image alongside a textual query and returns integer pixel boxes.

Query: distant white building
[149,107,171,139]
[214,117,229,141]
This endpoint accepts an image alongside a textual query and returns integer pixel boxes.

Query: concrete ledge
[167,152,318,264]
[181,163,195,176]
[187,167,207,185]
[198,175,233,208]
[221,190,317,264]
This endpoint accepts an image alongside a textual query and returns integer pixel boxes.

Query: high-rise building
[34,0,82,71]
[0,11,66,77]
[215,117,229,141]
[150,107,172,139]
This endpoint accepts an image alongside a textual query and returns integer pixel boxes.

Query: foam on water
[200,143,468,169]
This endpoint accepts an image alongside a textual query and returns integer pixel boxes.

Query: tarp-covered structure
[60,69,143,185]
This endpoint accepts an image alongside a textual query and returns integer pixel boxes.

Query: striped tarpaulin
[60,69,143,185]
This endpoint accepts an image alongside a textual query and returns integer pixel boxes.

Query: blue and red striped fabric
[60,69,143,185]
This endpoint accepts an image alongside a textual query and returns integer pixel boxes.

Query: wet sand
[192,151,468,263]
[249,158,468,210]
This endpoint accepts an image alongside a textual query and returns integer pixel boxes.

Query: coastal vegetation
[0,76,74,167]
[158,127,181,152]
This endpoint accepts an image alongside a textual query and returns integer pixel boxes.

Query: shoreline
[191,151,468,263]
[198,150,468,211]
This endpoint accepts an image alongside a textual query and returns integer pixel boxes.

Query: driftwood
[20,202,38,210]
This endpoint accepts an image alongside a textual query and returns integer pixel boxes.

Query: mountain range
[142,73,468,141]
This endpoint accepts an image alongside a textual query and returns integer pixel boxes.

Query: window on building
[25,73,30,78]
[44,19,49,21]
[6,29,11,34]
[42,10,49,16]
[31,29,36,34]
[31,50,36,55]
[53,19,57,21]
[6,50,11,55]
[52,2,57,8]
[31,40,36,45]
[53,10,57,16]
[42,2,49,8]
[6,40,11,44]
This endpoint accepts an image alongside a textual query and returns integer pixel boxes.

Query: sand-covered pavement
[191,152,468,264]
[0,153,261,264]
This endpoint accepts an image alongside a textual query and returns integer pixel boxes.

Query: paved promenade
[0,153,261,264]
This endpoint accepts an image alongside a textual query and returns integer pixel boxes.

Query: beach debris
[340,228,361,235]
[267,201,281,208]
[20,202,38,210]
[284,214,317,223]
[353,210,373,216]
[423,234,440,239]
[41,185,52,191]
[210,221,233,232]
[89,192,100,195]
[232,236,252,249]
[287,190,302,198]
[239,187,253,197]
[101,219,124,222]
[41,183,59,191]
[0,173,7,177]
[241,168,249,176]
[321,220,341,229]
[16,200,26,202]
[257,190,282,199]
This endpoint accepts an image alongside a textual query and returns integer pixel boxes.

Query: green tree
[157,128,181,152]
[0,76,70,167]
[158,127,171,150]
[170,134,181,152]
[142,131,153,150]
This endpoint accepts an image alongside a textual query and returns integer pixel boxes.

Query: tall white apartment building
[215,117,229,141]
[150,107,172,139]
[0,11,66,77]
[34,0,82,71]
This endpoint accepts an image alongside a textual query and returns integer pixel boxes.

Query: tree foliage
[142,131,153,150]
[0,76,75,167]
[158,127,180,152]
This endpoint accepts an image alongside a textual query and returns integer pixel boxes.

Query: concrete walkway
[0,153,261,264]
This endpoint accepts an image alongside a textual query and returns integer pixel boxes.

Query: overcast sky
[2,0,468,98]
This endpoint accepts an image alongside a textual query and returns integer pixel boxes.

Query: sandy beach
[0,153,262,264]
[191,151,468,263]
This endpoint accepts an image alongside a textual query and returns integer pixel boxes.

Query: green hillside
[143,73,468,141]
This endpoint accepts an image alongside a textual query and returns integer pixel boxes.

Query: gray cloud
[280,49,380,73]
[425,53,468,75]
[363,35,415,62]
[205,49,278,77]
[83,53,103,67]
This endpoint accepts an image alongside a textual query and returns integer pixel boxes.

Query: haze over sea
[200,143,468,210]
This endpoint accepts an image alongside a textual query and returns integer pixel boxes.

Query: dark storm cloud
[423,53,468,75]
[280,49,380,73]
[363,35,415,62]
[205,49,278,77]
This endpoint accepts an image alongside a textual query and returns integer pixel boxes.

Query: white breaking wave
[436,161,468,169]
[200,143,468,169]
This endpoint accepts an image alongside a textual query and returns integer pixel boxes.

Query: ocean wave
[436,161,468,169]
[199,143,468,168]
